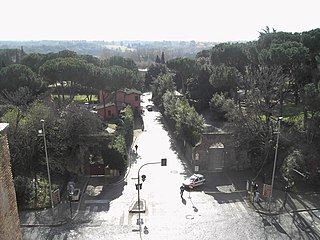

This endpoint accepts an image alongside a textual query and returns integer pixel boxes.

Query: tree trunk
[113,89,119,117]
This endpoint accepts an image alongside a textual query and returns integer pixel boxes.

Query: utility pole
[269,116,282,211]
[40,119,54,209]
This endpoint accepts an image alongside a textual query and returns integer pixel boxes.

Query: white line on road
[237,200,249,214]
[228,200,241,218]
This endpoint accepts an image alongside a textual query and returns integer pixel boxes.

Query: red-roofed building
[95,103,118,119]
[97,88,142,119]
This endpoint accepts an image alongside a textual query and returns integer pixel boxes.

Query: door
[208,148,225,171]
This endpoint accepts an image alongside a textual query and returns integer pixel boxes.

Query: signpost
[263,184,271,198]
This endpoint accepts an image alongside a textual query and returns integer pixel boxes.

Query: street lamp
[269,116,282,211]
[39,119,54,209]
[135,158,167,232]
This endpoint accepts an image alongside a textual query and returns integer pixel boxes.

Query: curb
[255,209,280,216]
[20,218,71,228]
[204,190,247,194]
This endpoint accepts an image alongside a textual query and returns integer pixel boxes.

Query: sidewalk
[226,170,320,220]
[238,173,320,237]
[19,175,90,227]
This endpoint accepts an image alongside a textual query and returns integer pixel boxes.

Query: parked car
[182,174,206,189]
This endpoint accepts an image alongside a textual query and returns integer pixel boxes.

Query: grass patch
[74,95,98,102]
[51,95,98,102]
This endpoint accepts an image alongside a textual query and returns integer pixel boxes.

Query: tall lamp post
[269,116,282,211]
[39,119,54,209]
[135,159,167,232]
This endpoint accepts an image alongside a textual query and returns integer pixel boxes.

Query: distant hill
[0,40,217,67]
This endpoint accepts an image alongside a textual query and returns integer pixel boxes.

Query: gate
[208,144,225,171]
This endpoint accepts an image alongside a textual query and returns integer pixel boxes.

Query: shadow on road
[75,177,126,222]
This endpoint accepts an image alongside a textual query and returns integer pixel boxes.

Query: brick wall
[0,123,22,240]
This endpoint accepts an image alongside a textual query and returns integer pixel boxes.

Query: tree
[303,83,320,143]
[95,67,111,119]
[1,101,53,176]
[106,56,138,71]
[256,32,310,111]
[108,65,136,114]
[209,92,236,120]
[167,57,196,94]
[39,57,89,104]
[281,149,305,184]
[118,105,134,147]
[0,65,47,132]
[209,64,242,99]
[162,91,204,146]
[155,55,161,63]
[102,135,126,173]
[186,60,214,109]
[77,63,98,103]
[161,52,165,64]
[145,63,167,89]
[151,73,176,110]
[0,64,46,104]
[21,53,45,73]
[210,43,248,75]
[226,66,288,172]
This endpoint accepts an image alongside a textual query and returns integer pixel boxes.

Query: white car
[146,105,153,111]
[182,174,206,189]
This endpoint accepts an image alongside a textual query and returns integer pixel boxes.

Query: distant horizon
[1,0,319,43]
[0,39,222,43]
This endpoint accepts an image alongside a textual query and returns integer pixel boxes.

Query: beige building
[0,123,22,240]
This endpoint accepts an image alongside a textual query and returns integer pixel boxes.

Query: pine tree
[161,52,165,64]
[155,55,161,63]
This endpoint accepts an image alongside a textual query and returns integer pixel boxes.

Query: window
[195,152,199,161]
[135,95,139,101]
[108,110,111,116]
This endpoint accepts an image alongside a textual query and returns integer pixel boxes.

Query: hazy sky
[1,0,319,42]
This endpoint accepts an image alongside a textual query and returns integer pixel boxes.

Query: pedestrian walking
[283,186,288,208]
[252,182,258,203]
[135,144,138,152]
[180,185,185,198]
[254,190,260,203]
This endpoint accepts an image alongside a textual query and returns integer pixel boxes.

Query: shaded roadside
[19,175,90,227]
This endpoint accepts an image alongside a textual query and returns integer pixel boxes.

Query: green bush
[14,176,34,207]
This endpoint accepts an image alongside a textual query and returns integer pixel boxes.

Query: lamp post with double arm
[135,158,167,232]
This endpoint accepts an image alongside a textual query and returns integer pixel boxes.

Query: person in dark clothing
[180,185,185,198]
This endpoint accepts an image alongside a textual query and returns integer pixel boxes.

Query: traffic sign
[263,184,271,198]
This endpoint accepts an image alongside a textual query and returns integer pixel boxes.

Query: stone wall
[0,123,22,240]
[190,132,249,172]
